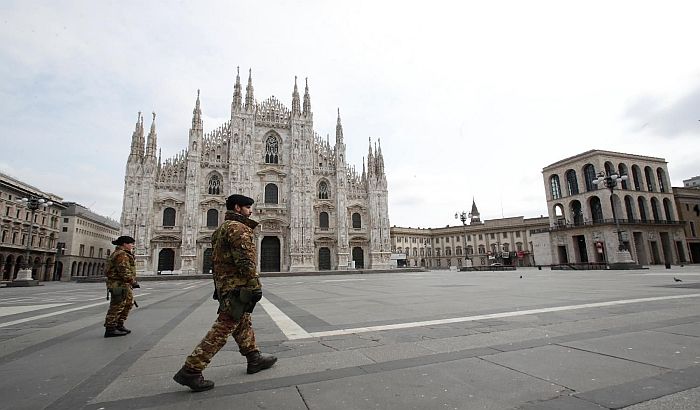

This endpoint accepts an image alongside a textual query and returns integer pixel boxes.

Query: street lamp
[592,171,628,251]
[17,196,53,280]
[455,211,472,267]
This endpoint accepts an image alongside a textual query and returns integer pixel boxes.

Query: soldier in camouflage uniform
[104,235,137,338]
[173,194,277,392]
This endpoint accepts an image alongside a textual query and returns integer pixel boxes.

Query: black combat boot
[246,351,277,374]
[104,327,128,338]
[173,366,215,392]
[116,324,131,334]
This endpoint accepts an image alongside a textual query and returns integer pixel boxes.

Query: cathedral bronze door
[352,247,364,269]
[202,248,213,274]
[158,248,175,272]
[261,236,281,272]
[318,247,331,270]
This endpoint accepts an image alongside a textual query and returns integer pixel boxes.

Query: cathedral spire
[291,76,301,115]
[303,77,311,116]
[244,68,254,111]
[335,108,344,144]
[362,157,366,182]
[192,89,202,130]
[377,138,384,175]
[470,198,482,224]
[129,111,144,157]
[367,137,375,177]
[146,112,157,157]
[232,66,242,112]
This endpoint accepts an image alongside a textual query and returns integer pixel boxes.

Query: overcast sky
[1,1,699,229]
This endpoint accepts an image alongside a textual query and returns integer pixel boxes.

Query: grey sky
[1,0,699,228]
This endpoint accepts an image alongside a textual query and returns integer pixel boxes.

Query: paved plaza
[2,266,700,409]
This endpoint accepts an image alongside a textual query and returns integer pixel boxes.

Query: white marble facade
[120,69,391,274]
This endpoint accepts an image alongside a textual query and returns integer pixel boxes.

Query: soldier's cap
[226,194,254,209]
[112,235,136,246]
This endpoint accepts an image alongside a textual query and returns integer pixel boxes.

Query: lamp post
[592,171,628,251]
[455,211,473,268]
[592,171,637,268]
[16,196,53,281]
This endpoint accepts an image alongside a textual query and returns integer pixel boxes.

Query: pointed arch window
[352,212,361,229]
[264,135,279,164]
[163,207,176,227]
[550,175,562,199]
[264,184,278,204]
[208,175,221,195]
[318,180,330,199]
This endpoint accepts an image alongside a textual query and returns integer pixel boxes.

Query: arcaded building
[120,70,391,274]
[542,150,688,266]
[0,172,64,281]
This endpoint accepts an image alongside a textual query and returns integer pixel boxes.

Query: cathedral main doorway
[352,247,364,269]
[261,236,281,272]
[202,248,213,274]
[318,247,331,270]
[158,248,175,272]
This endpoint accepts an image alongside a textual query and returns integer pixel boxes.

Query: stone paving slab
[562,329,700,369]
[297,357,564,410]
[483,344,666,392]
[139,386,309,410]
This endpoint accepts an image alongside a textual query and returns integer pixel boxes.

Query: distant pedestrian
[103,235,137,337]
[173,194,276,392]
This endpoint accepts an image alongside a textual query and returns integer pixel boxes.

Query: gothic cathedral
[120,69,391,274]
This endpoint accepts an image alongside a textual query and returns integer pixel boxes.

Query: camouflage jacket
[212,211,260,295]
[105,246,136,288]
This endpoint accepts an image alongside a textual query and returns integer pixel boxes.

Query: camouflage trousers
[104,286,133,328]
[185,312,258,372]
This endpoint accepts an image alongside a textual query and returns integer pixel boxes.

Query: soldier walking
[104,235,137,337]
[173,194,277,392]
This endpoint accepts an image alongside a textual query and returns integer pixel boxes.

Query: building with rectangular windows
[683,176,700,189]
[390,200,549,269]
[57,202,120,281]
[0,172,65,282]
[673,186,700,263]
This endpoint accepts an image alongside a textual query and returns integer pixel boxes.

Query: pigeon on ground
[674,277,683,282]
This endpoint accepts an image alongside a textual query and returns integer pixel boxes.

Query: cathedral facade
[120,70,391,274]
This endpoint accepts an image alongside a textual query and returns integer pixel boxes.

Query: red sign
[517,251,524,259]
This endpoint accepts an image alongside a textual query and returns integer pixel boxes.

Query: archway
[202,248,213,274]
[260,236,281,272]
[318,247,331,270]
[158,248,175,272]
[352,247,364,269]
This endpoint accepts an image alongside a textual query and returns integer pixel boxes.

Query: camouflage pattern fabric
[104,286,134,328]
[185,312,258,371]
[104,245,136,328]
[212,211,261,295]
[105,246,136,288]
